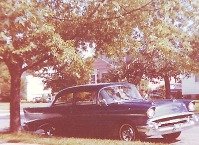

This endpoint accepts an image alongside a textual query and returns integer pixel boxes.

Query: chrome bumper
[137,113,199,137]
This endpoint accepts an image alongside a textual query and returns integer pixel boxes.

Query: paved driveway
[144,113,199,145]
[143,124,199,145]
[173,125,199,145]
[0,103,50,131]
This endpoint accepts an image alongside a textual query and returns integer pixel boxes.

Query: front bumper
[137,113,199,137]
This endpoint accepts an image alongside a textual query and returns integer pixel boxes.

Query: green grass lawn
[0,132,167,145]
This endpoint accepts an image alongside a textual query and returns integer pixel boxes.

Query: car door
[70,90,105,136]
[50,91,74,135]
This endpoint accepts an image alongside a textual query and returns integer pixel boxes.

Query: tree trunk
[164,75,171,99]
[9,66,22,132]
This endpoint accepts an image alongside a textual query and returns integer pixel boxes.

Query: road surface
[145,124,199,145]
[0,110,25,131]
[0,103,50,131]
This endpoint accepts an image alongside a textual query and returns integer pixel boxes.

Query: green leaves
[99,0,199,86]
[0,0,198,91]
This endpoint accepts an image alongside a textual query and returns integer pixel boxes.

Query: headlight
[188,101,195,112]
[147,107,155,118]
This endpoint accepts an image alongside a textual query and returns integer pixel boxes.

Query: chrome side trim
[69,113,146,117]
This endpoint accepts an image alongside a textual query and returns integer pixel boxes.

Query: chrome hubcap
[120,124,135,141]
[45,127,55,136]
[36,126,55,136]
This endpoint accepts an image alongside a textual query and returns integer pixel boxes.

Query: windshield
[99,84,143,104]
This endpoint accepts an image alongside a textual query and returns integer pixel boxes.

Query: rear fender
[23,119,52,131]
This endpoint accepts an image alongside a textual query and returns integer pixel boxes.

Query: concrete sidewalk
[0,112,24,117]
[0,143,39,145]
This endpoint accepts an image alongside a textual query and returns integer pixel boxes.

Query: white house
[181,74,199,99]
[25,75,51,102]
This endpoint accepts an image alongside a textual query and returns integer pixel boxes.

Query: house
[90,56,115,83]
[24,57,114,101]
[181,74,199,99]
[25,75,51,102]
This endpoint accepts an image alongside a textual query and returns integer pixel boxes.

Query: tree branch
[22,54,52,72]
[49,0,106,21]
[49,16,75,22]
[49,0,153,23]
[87,0,106,19]
[98,0,153,22]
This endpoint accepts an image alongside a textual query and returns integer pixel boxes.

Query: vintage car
[23,82,199,141]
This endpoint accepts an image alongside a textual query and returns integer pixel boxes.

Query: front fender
[177,99,195,111]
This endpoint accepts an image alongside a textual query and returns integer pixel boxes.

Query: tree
[0,63,10,101]
[101,0,199,98]
[36,0,158,91]
[142,0,199,98]
[2,0,198,132]
[0,0,80,132]
[0,0,158,132]
[39,58,93,93]
[0,62,26,101]
[190,36,199,62]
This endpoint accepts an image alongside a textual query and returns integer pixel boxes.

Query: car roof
[55,82,132,98]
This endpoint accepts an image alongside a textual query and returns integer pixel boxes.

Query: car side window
[54,92,73,105]
[99,89,115,104]
[74,91,96,105]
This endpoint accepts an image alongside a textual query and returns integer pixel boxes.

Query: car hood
[109,99,189,117]
[150,99,189,117]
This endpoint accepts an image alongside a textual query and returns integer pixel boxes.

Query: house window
[101,73,108,82]
[195,76,199,82]
[91,75,95,84]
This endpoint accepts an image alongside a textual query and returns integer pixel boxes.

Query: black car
[23,82,199,141]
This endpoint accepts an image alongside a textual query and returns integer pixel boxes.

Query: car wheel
[118,124,136,141]
[162,132,181,140]
[36,124,56,137]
